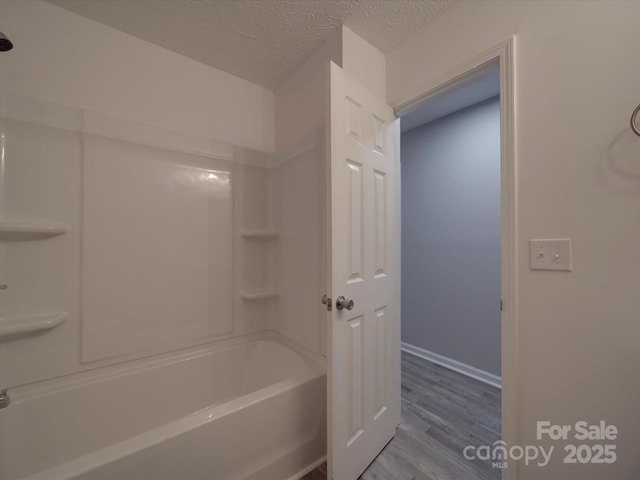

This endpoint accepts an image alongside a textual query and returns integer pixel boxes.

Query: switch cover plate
[529,239,572,271]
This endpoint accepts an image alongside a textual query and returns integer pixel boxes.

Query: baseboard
[401,342,502,389]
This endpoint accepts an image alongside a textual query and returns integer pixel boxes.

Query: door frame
[393,37,517,480]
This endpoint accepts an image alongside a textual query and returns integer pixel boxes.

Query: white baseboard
[401,342,502,389]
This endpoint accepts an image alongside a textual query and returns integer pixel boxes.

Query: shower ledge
[0,221,69,240]
[240,229,279,240]
[240,289,279,301]
[0,312,67,340]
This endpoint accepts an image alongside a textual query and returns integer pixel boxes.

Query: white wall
[0,0,274,152]
[342,26,385,100]
[402,98,501,376]
[275,29,341,157]
[388,1,640,478]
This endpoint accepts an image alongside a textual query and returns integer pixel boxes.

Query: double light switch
[529,239,572,271]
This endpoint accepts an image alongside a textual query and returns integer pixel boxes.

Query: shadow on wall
[598,129,640,196]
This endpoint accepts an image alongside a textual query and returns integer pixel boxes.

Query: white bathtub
[0,331,327,480]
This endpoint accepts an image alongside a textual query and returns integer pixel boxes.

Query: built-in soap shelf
[240,229,279,240]
[240,228,278,301]
[0,312,68,340]
[0,221,69,240]
[240,289,279,301]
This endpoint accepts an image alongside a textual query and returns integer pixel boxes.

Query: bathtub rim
[5,329,326,407]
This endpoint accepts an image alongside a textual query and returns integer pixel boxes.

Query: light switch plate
[529,239,572,271]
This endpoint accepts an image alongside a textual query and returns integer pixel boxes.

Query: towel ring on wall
[632,103,640,137]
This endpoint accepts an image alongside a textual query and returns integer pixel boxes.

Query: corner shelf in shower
[240,230,279,240]
[240,289,280,301]
[0,312,68,340]
[0,221,69,240]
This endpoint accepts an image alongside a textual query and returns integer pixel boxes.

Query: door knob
[336,296,354,311]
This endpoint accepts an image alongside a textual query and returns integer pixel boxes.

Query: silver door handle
[336,296,354,311]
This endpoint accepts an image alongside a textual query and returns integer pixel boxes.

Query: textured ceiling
[47,0,454,90]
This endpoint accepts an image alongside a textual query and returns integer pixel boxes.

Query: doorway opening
[400,61,502,479]
[390,39,516,480]
[400,61,502,386]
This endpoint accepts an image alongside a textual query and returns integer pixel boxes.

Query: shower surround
[0,90,326,479]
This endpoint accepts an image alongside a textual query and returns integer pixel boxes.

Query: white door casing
[326,61,401,480]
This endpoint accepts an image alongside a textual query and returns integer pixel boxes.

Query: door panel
[373,170,387,278]
[327,61,401,480]
[346,159,364,283]
[347,315,365,446]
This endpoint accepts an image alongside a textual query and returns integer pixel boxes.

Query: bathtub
[0,331,327,480]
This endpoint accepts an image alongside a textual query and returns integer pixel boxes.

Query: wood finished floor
[303,351,502,480]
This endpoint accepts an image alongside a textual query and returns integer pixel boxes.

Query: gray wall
[401,97,501,375]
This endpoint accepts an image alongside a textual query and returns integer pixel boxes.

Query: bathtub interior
[63,363,326,480]
[0,331,326,480]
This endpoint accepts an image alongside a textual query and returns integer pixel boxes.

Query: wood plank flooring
[303,351,502,480]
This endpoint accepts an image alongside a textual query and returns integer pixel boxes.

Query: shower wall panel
[272,140,326,356]
[0,117,82,388]
[81,135,233,362]
[0,95,272,389]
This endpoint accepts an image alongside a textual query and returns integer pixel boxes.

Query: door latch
[321,294,332,311]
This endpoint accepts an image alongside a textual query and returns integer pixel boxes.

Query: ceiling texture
[47,0,454,90]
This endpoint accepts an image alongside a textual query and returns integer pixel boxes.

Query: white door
[326,61,401,480]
